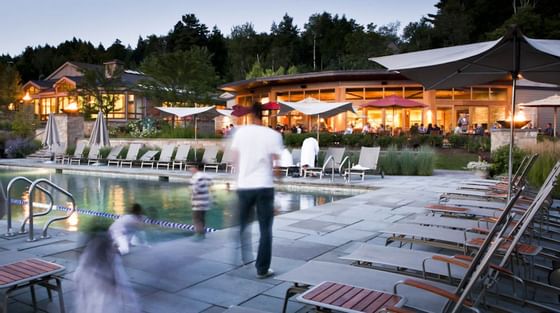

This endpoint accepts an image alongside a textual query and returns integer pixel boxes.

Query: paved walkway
[0,159,476,313]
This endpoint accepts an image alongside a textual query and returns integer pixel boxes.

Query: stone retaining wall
[490,129,537,151]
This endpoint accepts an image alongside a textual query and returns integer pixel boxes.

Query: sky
[0,0,438,56]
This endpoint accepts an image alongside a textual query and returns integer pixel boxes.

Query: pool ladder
[4,177,76,242]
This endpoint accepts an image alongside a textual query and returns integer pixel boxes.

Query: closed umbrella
[370,26,560,201]
[370,26,560,312]
[89,111,111,148]
[278,97,356,140]
[519,94,560,137]
[43,113,61,151]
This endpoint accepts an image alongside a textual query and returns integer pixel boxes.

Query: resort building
[219,70,560,133]
[20,60,150,121]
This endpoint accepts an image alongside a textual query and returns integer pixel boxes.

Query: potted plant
[466,157,492,178]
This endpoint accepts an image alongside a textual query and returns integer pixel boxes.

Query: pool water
[0,168,352,236]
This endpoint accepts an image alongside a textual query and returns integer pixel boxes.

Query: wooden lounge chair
[140,150,160,168]
[201,146,219,172]
[64,142,86,165]
[86,145,102,165]
[119,143,142,168]
[303,147,346,179]
[106,145,124,166]
[343,146,383,182]
[171,144,191,171]
[156,143,176,170]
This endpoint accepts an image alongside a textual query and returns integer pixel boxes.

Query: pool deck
[0,159,480,312]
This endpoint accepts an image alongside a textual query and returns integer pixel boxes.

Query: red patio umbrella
[232,105,251,117]
[361,95,427,130]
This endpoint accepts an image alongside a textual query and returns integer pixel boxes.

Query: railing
[5,177,52,237]
[27,179,76,241]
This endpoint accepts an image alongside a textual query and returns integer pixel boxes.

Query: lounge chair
[106,145,124,166]
[86,145,102,165]
[156,144,176,170]
[275,148,301,177]
[119,143,142,168]
[303,147,346,179]
[140,150,160,168]
[200,146,219,172]
[204,147,233,172]
[171,144,191,171]
[64,142,86,165]
[343,146,383,181]
[53,144,66,163]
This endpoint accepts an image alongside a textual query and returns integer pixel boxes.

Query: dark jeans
[237,188,274,275]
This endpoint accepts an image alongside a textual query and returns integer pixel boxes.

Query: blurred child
[109,203,145,255]
[189,165,212,239]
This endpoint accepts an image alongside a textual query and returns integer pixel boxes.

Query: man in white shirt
[231,103,283,279]
[300,137,319,168]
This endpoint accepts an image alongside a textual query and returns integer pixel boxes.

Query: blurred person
[74,230,140,313]
[544,122,554,136]
[231,102,283,278]
[109,203,146,255]
[454,125,462,134]
[362,123,371,134]
[344,124,353,135]
[418,123,426,134]
[300,136,319,168]
[189,165,212,239]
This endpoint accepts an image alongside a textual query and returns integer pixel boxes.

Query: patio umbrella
[519,94,560,137]
[89,111,111,148]
[370,26,560,201]
[360,95,427,130]
[278,97,355,140]
[370,26,560,312]
[156,106,227,159]
[43,113,61,152]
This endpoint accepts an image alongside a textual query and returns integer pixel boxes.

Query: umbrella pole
[316,114,320,141]
[507,76,518,201]
[555,107,558,138]
[194,116,198,161]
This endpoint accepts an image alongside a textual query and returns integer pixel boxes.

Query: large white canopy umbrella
[278,97,356,140]
[371,26,560,312]
[370,26,560,201]
[89,111,111,148]
[520,94,560,137]
[156,106,228,158]
[43,113,61,151]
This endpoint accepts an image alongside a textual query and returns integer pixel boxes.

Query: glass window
[345,88,364,100]
[304,89,319,99]
[453,88,471,100]
[408,109,423,126]
[276,92,289,102]
[386,108,403,128]
[404,87,423,99]
[319,89,336,101]
[384,87,403,97]
[365,88,383,100]
[490,106,506,123]
[237,95,253,106]
[289,91,304,102]
[366,109,383,128]
[489,88,507,101]
[435,89,453,99]
[472,106,489,127]
[472,87,490,100]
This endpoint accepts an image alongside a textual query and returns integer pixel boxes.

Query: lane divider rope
[10,199,216,233]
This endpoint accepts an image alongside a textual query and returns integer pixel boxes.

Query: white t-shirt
[300,137,319,167]
[231,125,283,189]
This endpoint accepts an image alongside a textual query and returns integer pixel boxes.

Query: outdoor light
[22,91,32,102]
[66,102,78,113]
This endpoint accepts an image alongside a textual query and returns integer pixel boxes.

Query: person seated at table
[362,123,371,134]
[418,123,426,134]
[344,124,354,135]
[474,124,485,135]
[454,125,462,134]
[544,123,554,136]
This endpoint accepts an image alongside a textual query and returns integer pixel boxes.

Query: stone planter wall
[490,129,537,152]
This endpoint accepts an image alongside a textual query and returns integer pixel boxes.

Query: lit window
[345,88,364,100]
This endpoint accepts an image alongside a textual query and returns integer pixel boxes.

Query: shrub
[380,145,400,175]
[524,141,560,197]
[416,146,435,176]
[491,145,527,176]
[99,147,111,158]
[399,149,417,175]
[5,138,41,158]
[11,107,37,137]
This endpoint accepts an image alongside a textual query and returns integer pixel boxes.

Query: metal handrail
[27,178,76,241]
[5,177,53,237]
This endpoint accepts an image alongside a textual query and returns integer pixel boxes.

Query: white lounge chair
[140,150,160,168]
[204,147,233,172]
[119,143,142,168]
[156,144,176,170]
[64,142,86,165]
[303,147,346,179]
[201,146,220,172]
[106,145,124,166]
[86,145,102,165]
[343,146,383,181]
[171,144,191,171]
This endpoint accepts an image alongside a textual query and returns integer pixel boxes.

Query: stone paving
[0,159,476,313]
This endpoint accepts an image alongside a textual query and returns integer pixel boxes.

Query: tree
[227,23,260,80]
[138,47,218,106]
[75,66,124,119]
[167,13,209,51]
[0,62,21,110]
[207,26,228,78]
[268,14,301,71]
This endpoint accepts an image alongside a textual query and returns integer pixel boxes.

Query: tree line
[1,0,560,108]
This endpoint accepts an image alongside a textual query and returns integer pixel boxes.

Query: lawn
[434,149,480,170]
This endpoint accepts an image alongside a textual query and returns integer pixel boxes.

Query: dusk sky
[0,0,438,56]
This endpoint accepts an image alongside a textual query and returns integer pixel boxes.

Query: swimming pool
[0,167,353,236]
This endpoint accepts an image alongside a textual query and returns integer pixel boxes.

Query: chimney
[103,60,124,78]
